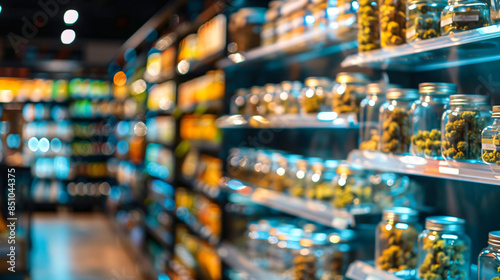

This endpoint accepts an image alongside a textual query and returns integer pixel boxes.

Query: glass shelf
[221,178,376,230]
[216,29,357,69]
[341,25,500,71]
[348,149,500,185]
[216,114,358,129]
[218,243,283,280]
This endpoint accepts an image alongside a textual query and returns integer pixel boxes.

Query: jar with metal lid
[442,94,491,164]
[291,236,322,280]
[478,231,500,280]
[417,216,471,280]
[305,159,338,202]
[441,0,490,35]
[482,106,500,171]
[407,0,447,41]
[270,152,290,192]
[358,0,380,51]
[380,0,407,47]
[333,72,370,116]
[359,83,393,150]
[273,81,301,115]
[255,151,272,188]
[411,83,456,159]
[230,89,247,115]
[301,77,334,114]
[228,8,267,52]
[259,84,278,115]
[376,207,419,278]
[322,230,358,280]
[332,162,372,210]
[380,88,419,154]
[287,157,308,197]
[245,86,262,115]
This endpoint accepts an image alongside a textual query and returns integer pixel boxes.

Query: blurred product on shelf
[411,83,456,159]
[442,94,490,164]
[301,77,334,115]
[147,80,176,112]
[23,103,69,122]
[228,8,266,53]
[358,0,380,51]
[482,106,500,171]
[177,14,227,64]
[440,0,490,35]
[180,114,220,143]
[478,231,500,280]
[336,0,359,39]
[376,207,419,278]
[379,88,419,154]
[69,79,112,99]
[333,72,370,117]
[417,216,471,280]
[145,116,175,145]
[227,148,419,213]
[407,0,447,41]
[0,78,68,102]
[145,143,174,181]
[178,70,224,110]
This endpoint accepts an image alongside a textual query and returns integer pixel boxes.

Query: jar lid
[383,207,418,223]
[386,88,419,100]
[250,86,261,94]
[282,81,302,91]
[305,77,332,88]
[449,94,489,105]
[336,72,370,84]
[367,83,399,95]
[488,231,500,247]
[419,82,457,95]
[425,216,465,232]
[265,83,276,93]
[236,88,247,96]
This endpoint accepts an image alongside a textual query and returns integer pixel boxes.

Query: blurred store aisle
[31,213,143,280]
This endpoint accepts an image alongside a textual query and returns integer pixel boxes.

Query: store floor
[31,213,144,280]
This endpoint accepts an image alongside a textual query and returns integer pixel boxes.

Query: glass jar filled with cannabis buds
[478,231,500,280]
[411,82,456,159]
[482,106,500,172]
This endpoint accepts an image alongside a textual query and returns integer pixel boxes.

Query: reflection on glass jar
[380,88,419,154]
[417,216,471,280]
[441,94,490,164]
[482,106,500,171]
[333,72,370,117]
[301,77,334,114]
[376,207,419,279]
[440,0,490,35]
[478,231,500,280]
[407,0,447,42]
[411,83,455,159]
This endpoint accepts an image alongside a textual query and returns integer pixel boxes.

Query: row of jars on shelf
[376,207,500,280]
[229,73,370,117]
[244,208,500,280]
[227,148,420,211]
[358,82,500,169]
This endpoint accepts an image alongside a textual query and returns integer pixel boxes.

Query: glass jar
[288,157,308,197]
[312,0,328,32]
[305,159,337,202]
[323,230,358,280]
[482,106,500,171]
[273,81,301,115]
[333,72,370,117]
[271,152,290,192]
[227,148,244,180]
[478,231,500,280]
[441,0,490,35]
[407,0,447,42]
[332,162,372,210]
[259,83,277,115]
[262,1,281,46]
[380,0,407,47]
[359,83,391,150]
[418,216,471,280]
[358,0,380,51]
[301,77,334,115]
[337,0,359,40]
[269,228,304,276]
[255,151,272,188]
[230,89,247,115]
[411,83,456,159]
[379,88,419,154]
[246,220,271,267]
[245,86,262,115]
[376,207,419,279]
[442,94,490,164]
[492,0,500,23]
[292,237,321,280]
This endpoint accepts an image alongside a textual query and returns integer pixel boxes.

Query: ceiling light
[64,10,79,25]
